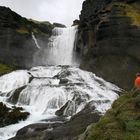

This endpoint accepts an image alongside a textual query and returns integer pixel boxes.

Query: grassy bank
[81,88,140,140]
[0,63,15,76]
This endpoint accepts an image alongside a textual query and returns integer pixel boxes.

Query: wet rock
[55,100,76,117]
[55,92,90,117]
[6,107,30,125]
[43,102,102,140]
[59,78,69,84]
[54,70,71,79]
[17,122,63,136]
[0,102,29,127]
[7,86,26,104]
[28,72,34,83]
[10,131,45,140]
[10,102,101,140]
[72,92,90,106]
[42,116,68,123]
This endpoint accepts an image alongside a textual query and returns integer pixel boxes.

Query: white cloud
[0,0,84,26]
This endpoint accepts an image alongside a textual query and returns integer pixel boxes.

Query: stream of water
[0,26,120,140]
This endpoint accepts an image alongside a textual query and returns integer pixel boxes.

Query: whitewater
[0,26,120,140]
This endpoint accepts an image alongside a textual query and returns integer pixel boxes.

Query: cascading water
[0,66,120,139]
[32,32,40,49]
[45,26,79,65]
[0,26,120,140]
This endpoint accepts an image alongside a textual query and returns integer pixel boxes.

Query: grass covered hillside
[0,63,15,76]
[80,88,140,140]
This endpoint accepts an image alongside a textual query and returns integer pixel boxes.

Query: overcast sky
[0,0,84,26]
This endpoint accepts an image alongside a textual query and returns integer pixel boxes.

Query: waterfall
[32,32,40,49]
[0,26,120,140]
[0,66,120,114]
[33,26,80,66]
[0,66,120,140]
[46,26,78,65]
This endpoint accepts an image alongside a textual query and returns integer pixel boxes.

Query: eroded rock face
[0,6,54,68]
[77,0,140,89]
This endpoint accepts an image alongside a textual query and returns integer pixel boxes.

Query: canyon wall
[77,0,140,89]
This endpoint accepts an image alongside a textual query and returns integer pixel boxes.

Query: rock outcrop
[0,6,55,69]
[77,0,140,89]
[10,103,101,140]
[0,102,29,127]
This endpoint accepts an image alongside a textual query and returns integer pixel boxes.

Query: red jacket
[134,76,140,88]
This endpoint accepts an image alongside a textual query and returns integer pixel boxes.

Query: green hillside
[81,88,140,140]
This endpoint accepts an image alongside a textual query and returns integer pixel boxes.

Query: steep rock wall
[77,0,140,89]
[0,6,54,69]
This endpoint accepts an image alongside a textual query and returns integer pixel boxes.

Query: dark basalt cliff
[77,0,140,90]
[0,6,55,70]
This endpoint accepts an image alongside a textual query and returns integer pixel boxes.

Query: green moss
[28,19,41,24]
[82,88,140,140]
[0,63,14,75]
[115,2,140,27]
[16,27,29,34]
[32,28,39,33]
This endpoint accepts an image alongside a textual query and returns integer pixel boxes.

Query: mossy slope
[0,63,14,75]
[81,89,140,140]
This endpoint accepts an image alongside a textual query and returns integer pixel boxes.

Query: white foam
[0,66,120,139]
[0,70,30,94]
[47,26,78,65]
[32,32,40,49]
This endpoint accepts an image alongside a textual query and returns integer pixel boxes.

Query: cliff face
[77,0,140,89]
[0,6,54,69]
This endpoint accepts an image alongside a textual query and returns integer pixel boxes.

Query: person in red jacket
[134,73,140,88]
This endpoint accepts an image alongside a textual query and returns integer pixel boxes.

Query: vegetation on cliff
[0,6,54,35]
[0,63,15,75]
[115,1,140,27]
[80,88,140,140]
